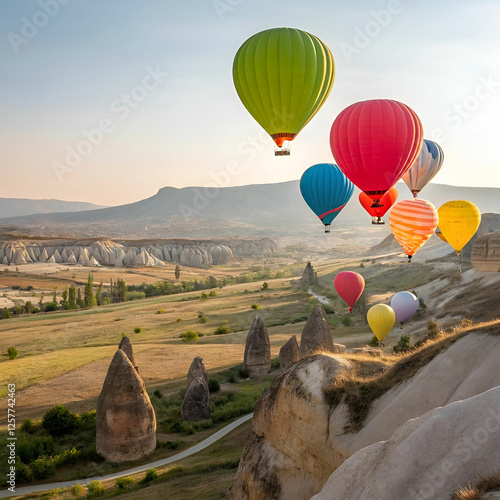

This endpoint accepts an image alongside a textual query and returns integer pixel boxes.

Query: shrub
[198,311,205,318]
[180,330,198,343]
[153,389,163,399]
[157,308,166,314]
[214,325,231,335]
[87,480,105,498]
[200,292,208,301]
[115,476,135,490]
[368,336,380,347]
[209,290,216,296]
[20,418,34,434]
[251,304,260,310]
[341,316,352,327]
[238,368,249,379]
[7,347,18,360]
[208,378,220,393]
[140,468,158,484]
[71,484,84,497]
[199,315,207,323]
[262,282,269,290]
[134,327,141,333]
[24,301,34,314]
[461,318,473,328]
[43,301,58,312]
[227,374,236,383]
[42,405,78,436]
[55,447,81,466]
[16,462,34,483]
[243,289,250,294]
[176,318,182,322]
[30,456,56,479]
[427,320,440,338]
[359,262,365,268]
[17,436,55,464]
[271,357,280,370]
[322,304,335,314]
[393,335,412,354]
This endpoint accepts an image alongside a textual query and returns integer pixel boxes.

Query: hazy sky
[1,0,499,206]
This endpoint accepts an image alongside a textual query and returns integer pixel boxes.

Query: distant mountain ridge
[0,198,106,219]
[0,182,498,239]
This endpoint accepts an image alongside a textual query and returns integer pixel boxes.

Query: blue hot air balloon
[300,163,354,233]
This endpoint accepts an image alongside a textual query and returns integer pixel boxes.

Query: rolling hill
[0,198,106,219]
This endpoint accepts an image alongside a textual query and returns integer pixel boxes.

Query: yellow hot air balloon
[437,201,481,255]
[389,199,439,262]
[367,304,396,341]
[435,227,448,243]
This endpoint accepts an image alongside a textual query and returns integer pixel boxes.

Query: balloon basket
[274,143,291,156]
[324,224,331,234]
[371,217,385,225]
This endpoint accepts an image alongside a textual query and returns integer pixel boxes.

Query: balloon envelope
[389,199,439,259]
[391,292,419,324]
[300,164,354,231]
[233,28,334,152]
[437,201,481,255]
[403,139,444,197]
[367,304,396,341]
[359,187,398,223]
[334,271,365,313]
[330,99,423,203]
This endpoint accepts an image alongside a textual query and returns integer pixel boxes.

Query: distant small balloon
[391,291,419,325]
[367,304,396,341]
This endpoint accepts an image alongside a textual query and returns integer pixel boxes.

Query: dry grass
[453,471,500,499]
[324,319,500,432]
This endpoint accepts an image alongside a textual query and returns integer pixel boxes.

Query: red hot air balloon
[334,271,365,313]
[359,187,398,225]
[330,99,423,206]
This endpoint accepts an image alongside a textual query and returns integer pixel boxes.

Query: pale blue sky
[1,0,499,205]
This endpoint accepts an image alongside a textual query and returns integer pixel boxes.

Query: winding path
[1,413,253,499]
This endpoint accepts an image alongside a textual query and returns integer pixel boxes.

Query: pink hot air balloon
[334,271,365,313]
[391,291,419,325]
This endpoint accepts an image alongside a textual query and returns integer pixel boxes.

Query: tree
[262,282,269,290]
[61,289,69,309]
[77,288,84,308]
[110,278,114,303]
[24,301,34,314]
[84,274,97,307]
[175,265,180,281]
[2,308,11,319]
[7,347,18,359]
[68,285,77,310]
[96,281,103,306]
[52,290,57,303]
[118,279,126,302]
[38,292,44,309]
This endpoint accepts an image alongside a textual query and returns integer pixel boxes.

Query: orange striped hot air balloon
[389,199,439,262]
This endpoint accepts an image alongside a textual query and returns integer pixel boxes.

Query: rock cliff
[472,231,500,272]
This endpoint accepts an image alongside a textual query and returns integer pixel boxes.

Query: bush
[42,405,78,436]
[71,484,84,497]
[7,347,18,360]
[87,480,105,498]
[271,357,280,370]
[176,318,182,322]
[140,468,158,484]
[200,292,208,301]
[322,304,335,314]
[427,321,440,338]
[341,316,352,327]
[20,418,34,434]
[359,262,365,268]
[180,330,198,343]
[115,476,135,490]
[17,436,55,464]
[55,447,81,466]
[30,456,56,479]
[368,336,380,347]
[227,374,236,383]
[157,308,166,314]
[153,388,163,399]
[208,378,220,393]
[393,335,412,354]
[199,315,207,323]
[209,290,216,296]
[214,325,231,335]
[261,282,269,290]
[134,327,141,333]
[238,368,249,379]
[16,462,34,484]
[43,301,58,312]
[461,318,473,328]
[251,304,260,310]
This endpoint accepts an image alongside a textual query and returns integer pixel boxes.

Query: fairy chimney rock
[243,314,271,377]
[300,262,319,286]
[181,376,211,421]
[118,335,138,371]
[279,335,300,372]
[96,349,156,462]
[187,356,208,389]
[299,306,334,359]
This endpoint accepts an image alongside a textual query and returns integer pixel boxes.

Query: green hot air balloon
[233,27,335,156]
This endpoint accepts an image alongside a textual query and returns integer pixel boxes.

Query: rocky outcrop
[118,336,137,371]
[243,315,271,378]
[472,231,500,272]
[279,336,299,372]
[96,349,156,462]
[181,376,210,421]
[311,386,500,500]
[299,306,334,359]
[298,262,318,286]
[227,355,352,500]
[187,356,208,389]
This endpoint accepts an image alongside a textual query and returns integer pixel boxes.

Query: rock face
[227,355,353,500]
[311,386,500,500]
[299,262,318,286]
[187,356,208,389]
[243,315,271,377]
[299,306,334,359]
[181,377,210,421]
[279,336,299,372]
[118,336,138,371]
[472,231,500,272]
[96,349,156,462]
